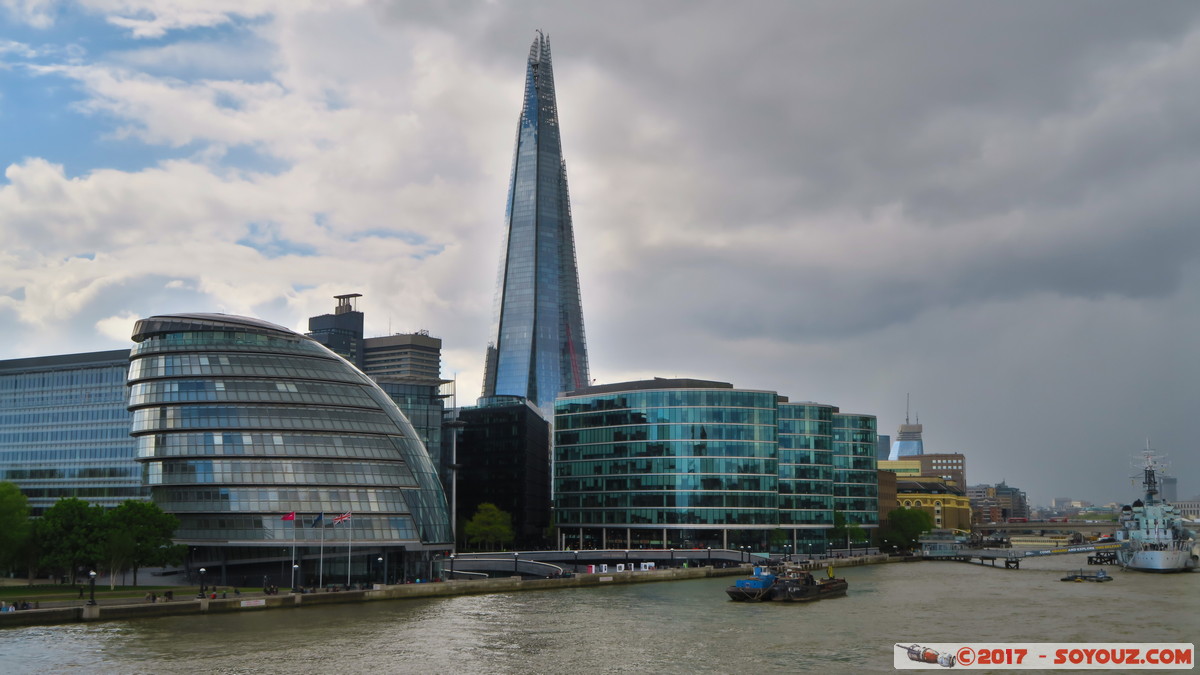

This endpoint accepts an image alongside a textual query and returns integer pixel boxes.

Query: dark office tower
[307,293,364,366]
[482,31,589,413]
[457,396,551,549]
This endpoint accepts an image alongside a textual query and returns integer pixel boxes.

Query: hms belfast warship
[1114,448,1198,572]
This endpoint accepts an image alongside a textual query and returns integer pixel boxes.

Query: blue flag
[312,512,324,527]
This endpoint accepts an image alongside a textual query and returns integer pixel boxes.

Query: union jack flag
[333,511,352,524]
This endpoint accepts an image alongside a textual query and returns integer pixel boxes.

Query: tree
[878,507,935,553]
[464,503,514,551]
[104,500,184,586]
[0,482,31,578]
[829,510,867,551]
[37,497,105,584]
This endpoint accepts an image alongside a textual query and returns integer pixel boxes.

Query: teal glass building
[0,350,143,515]
[128,314,451,585]
[778,401,834,554]
[482,31,589,413]
[554,379,877,554]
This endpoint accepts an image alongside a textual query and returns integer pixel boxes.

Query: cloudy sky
[3,1,1198,505]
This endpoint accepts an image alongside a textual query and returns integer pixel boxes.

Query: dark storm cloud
[8,1,1199,504]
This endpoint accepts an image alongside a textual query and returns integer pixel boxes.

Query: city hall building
[553,378,878,555]
[128,313,452,586]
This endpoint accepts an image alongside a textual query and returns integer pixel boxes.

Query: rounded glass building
[128,314,451,586]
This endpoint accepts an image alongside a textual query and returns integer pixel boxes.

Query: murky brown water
[2,555,1196,674]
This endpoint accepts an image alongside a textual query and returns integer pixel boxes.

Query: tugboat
[1114,447,1198,573]
[1060,569,1113,582]
[725,565,848,602]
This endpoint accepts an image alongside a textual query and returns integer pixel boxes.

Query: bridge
[921,541,1128,569]
[973,520,1117,535]
[445,548,772,579]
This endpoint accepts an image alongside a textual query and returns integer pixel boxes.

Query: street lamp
[87,570,97,606]
[199,567,207,596]
[291,564,299,591]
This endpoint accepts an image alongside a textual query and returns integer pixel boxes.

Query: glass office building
[833,412,880,529]
[456,396,551,548]
[555,379,780,551]
[778,402,835,554]
[555,379,878,554]
[482,31,589,414]
[128,314,451,585]
[0,350,143,515]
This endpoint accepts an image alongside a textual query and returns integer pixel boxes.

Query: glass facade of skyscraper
[0,350,144,515]
[482,31,589,413]
[555,380,877,554]
[128,313,451,584]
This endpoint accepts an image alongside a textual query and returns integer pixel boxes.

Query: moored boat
[1060,569,1113,582]
[1114,448,1198,573]
[725,566,848,602]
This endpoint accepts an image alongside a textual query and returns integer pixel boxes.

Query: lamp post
[87,570,97,606]
[199,567,206,596]
[292,564,299,591]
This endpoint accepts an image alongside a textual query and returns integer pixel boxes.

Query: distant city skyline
[2,3,1198,504]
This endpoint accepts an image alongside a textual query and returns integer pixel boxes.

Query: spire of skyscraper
[482,31,590,414]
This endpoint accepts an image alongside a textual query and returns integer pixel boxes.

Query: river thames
[2,555,1196,674]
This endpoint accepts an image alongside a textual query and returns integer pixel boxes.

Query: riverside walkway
[0,554,890,629]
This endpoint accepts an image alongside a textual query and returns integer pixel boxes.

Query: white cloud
[95,310,140,341]
[3,2,1200,504]
[0,0,58,28]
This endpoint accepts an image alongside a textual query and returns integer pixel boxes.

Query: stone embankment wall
[0,556,893,629]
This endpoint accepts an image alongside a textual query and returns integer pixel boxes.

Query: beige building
[896,479,972,531]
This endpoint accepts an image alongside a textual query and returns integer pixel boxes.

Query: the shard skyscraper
[482,32,589,414]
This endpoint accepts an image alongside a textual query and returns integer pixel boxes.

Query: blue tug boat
[726,566,848,603]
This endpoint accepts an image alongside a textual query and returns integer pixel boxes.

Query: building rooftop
[564,377,736,397]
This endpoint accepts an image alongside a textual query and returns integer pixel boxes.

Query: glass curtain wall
[128,314,451,586]
[833,412,880,539]
[483,31,589,413]
[554,385,778,551]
